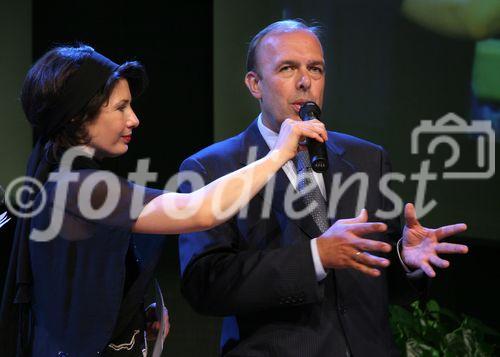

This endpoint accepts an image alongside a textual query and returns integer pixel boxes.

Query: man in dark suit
[178,20,468,356]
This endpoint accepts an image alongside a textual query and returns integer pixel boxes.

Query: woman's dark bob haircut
[20,44,148,150]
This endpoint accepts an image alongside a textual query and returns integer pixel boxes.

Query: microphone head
[299,101,321,121]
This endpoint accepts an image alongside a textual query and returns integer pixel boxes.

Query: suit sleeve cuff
[310,238,328,281]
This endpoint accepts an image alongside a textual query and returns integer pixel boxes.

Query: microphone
[299,101,328,173]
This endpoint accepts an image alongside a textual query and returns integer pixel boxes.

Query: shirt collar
[257,113,278,150]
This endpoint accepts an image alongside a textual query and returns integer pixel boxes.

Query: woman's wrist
[266,148,290,167]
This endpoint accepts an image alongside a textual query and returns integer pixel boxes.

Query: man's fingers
[429,255,450,269]
[351,260,382,277]
[434,223,467,240]
[420,261,436,278]
[355,208,368,223]
[353,237,392,253]
[404,203,420,228]
[353,251,390,268]
[337,208,368,224]
[349,222,387,236]
[435,242,469,254]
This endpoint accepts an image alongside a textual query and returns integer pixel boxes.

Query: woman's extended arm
[132,119,327,234]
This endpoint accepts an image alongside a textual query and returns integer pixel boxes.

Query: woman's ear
[244,71,262,100]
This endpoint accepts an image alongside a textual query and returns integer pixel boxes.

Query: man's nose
[297,69,311,91]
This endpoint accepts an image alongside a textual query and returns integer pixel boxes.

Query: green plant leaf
[390,305,419,336]
[406,338,440,357]
[426,300,440,313]
[463,316,500,337]
[443,327,480,356]
[390,301,499,356]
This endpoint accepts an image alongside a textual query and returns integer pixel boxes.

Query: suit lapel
[238,121,358,239]
[323,138,358,222]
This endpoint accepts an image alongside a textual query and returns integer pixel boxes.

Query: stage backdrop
[1,1,499,356]
[0,1,32,195]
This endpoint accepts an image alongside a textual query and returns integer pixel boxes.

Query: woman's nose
[128,109,140,128]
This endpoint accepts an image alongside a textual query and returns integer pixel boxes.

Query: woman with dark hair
[0,44,327,356]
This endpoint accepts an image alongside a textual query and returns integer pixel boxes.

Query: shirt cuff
[310,238,328,281]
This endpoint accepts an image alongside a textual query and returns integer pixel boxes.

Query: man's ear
[245,71,262,100]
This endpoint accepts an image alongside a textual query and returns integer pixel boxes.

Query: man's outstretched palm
[401,203,468,277]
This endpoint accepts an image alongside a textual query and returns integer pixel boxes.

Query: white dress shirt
[257,115,328,281]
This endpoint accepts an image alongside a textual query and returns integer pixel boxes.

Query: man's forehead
[259,30,324,58]
[256,30,324,63]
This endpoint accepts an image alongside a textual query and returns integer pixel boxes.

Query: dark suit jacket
[179,119,417,357]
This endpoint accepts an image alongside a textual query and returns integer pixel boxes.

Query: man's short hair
[246,19,323,74]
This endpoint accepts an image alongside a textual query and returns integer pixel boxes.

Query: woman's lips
[122,135,132,144]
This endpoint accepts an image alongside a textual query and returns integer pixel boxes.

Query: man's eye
[310,67,323,74]
[280,65,293,72]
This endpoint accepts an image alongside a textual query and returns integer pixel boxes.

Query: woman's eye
[117,106,127,112]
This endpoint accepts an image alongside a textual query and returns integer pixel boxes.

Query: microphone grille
[299,101,321,120]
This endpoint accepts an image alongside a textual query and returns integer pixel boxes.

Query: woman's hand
[271,118,327,163]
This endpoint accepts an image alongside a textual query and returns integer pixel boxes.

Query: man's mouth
[291,100,309,114]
